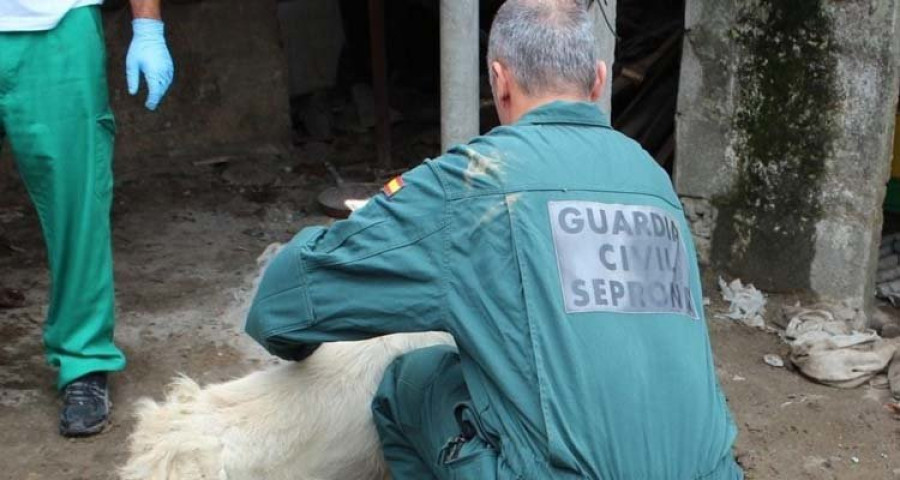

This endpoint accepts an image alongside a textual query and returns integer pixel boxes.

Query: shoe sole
[60,420,108,438]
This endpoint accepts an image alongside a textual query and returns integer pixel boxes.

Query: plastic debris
[717,277,766,328]
[783,308,853,341]
[763,354,785,368]
[782,302,866,333]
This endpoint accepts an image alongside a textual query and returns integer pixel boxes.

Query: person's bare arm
[129,0,161,19]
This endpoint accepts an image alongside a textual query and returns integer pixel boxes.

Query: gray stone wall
[676,0,900,315]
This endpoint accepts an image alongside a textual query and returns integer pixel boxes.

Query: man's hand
[126,18,174,111]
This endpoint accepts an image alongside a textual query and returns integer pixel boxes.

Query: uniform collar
[513,100,611,128]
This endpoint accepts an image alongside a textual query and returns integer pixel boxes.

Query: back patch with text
[548,201,698,318]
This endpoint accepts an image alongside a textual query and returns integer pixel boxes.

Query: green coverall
[0,6,125,389]
[247,101,743,479]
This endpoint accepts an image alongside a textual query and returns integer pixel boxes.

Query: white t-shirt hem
[0,0,104,32]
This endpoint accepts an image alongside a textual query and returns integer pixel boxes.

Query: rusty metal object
[317,162,380,219]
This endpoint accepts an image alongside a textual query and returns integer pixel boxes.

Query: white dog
[121,331,452,480]
[121,243,453,480]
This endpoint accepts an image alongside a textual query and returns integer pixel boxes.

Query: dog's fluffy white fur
[121,243,453,479]
[121,331,453,480]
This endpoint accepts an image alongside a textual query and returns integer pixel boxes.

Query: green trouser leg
[0,6,125,390]
[372,346,500,480]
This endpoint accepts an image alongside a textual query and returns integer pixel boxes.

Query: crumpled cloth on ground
[717,277,766,328]
[785,307,900,388]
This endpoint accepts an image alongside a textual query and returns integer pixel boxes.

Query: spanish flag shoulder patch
[382,176,405,197]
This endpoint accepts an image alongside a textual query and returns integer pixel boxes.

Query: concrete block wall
[676,0,900,316]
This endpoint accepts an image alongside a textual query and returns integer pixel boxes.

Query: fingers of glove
[141,48,174,110]
[125,48,140,95]
[144,70,173,110]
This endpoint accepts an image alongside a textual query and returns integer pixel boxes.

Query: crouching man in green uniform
[0,0,173,436]
[246,0,743,478]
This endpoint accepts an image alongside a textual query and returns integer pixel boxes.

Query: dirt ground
[2,148,900,480]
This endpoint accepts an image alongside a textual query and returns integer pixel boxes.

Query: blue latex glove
[126,19,174,111]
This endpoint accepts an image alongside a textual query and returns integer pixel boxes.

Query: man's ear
[491,61,511,107]
[589,61,607,102]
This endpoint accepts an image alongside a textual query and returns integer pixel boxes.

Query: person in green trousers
[246,0,743,478]
[0,0,173,436]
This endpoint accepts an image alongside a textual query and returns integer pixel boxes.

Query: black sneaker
[59,372,110,437]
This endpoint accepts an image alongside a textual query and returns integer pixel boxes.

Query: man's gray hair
[488,0,600,96]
